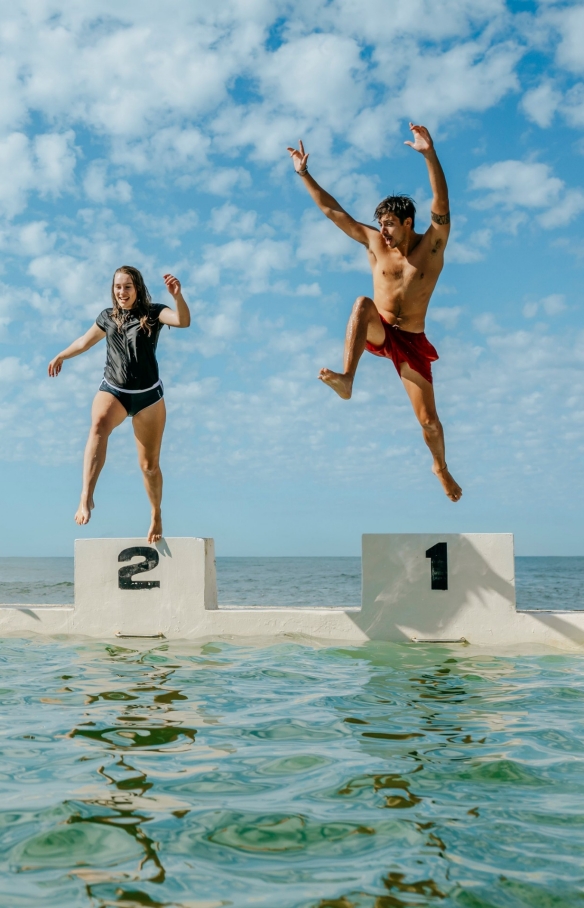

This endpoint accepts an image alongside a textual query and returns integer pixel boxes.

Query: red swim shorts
[365,316,439,384]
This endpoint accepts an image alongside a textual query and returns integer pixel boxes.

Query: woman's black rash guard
[96,304,169,391]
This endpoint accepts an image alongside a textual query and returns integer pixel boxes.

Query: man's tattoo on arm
[431,211,450,225]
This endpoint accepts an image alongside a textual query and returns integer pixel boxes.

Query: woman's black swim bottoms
[99,379,164,417]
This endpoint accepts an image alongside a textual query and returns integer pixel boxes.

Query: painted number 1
[118,546,161,590]
[426,542,448,590]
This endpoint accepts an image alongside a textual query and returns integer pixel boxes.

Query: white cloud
[193,236,292,294]
[166,377,220,410]
[553,4,584,75]
[0,131,76,217]
[208,13,524,165]
[209,204,258,237]
[24,210,148,320]
[0,220,56,257]
[0,133,38,217]
[0,0,528,186]
[258,32,368,129]
[35,132,77,195]
[320,0,508,44]
[270,325,327,354]
[198,166,253,196]
[137,210,199,248]
[112,127,210,175]
[473,312,500,334]
[521,81,562,128]
[470,159,563,208]
[553,235,584,261]
[547,188,584,226]
[447,227,492,263]
[0,356,34,383]
[562,83,584,129]
[469,159,584,227]
[15,5,263,139]
[427,306,462,329]
[294,282,321,297]
[523,294,567,319]
[394,40,521,128]
[126,319,584,503]
[296,210,368,272]
[83,160,132,204]
[195,296,243,349]
[28,253,94,309]
[1,0,584,526]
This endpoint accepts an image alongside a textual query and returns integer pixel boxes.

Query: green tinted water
[1,638,583,907]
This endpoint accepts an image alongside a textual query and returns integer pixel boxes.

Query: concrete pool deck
[0,534,583,650]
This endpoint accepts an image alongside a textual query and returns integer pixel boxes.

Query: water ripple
[0,639,583,906]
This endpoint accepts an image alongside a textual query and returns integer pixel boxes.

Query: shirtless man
[287,123,461,502]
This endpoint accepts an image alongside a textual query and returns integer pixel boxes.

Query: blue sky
[1,0,584,556]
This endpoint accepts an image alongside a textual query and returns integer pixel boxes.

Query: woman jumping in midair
[48,267,190,543]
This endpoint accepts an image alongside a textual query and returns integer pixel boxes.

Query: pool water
[1,637,584,907]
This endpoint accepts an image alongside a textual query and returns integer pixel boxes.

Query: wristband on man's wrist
[297,167,308,176]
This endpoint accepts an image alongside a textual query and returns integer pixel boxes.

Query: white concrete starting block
[0,534,583,649]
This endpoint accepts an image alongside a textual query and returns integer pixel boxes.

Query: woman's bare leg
[132,398,166,543]
[319,296,385,399]
[76,391,127,525]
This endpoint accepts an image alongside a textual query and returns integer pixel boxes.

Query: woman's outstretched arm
[48,323,106,377]
[158,273,191,328]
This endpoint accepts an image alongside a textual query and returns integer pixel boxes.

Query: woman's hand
[47,326,105,376]
[164,273,182,298]
[159,274,191,327]
[48,355,64,377]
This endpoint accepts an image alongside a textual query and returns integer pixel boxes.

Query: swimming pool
[1,636,583,907]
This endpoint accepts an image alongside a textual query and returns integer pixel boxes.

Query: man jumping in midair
[287,123,462,502]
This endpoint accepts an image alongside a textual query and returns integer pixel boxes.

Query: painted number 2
[118,547,161,590]
[426,542,448,591]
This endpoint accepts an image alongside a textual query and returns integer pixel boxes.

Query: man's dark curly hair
[374,195,416,228]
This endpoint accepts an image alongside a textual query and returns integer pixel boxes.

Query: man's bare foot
[432,464,462,502]
[75,500,91,525]
[147,512,163,544]
[318,368,353,400]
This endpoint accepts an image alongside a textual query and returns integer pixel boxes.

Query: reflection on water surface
[0,639,583,907]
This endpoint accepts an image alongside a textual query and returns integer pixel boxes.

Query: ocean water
[0,557,583,906]
[0,555,583,609]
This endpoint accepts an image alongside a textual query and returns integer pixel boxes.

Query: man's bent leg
[400,362,462,503]
[76,391,127,525]
[319,296,385,400]
[132,398,166,543]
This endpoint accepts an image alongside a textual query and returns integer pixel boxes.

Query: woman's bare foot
[318,368,353,400]
[432,464,462,502]
[75,499,92,525]
[147,512,163,544]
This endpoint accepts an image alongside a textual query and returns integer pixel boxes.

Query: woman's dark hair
[374,195,416,228]
[111,266,153,335]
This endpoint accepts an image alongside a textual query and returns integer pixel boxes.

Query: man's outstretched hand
[287,139,309,173]
[404,123,434,155]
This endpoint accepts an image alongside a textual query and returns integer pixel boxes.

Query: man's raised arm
[287,140,373,247]
[404,123,451,236]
